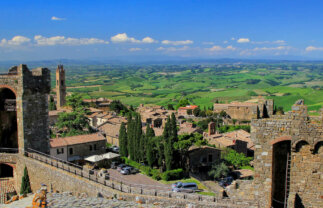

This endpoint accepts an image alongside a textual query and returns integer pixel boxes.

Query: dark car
[120,166,139,175]
[111,146,119,153]
[218,176,233,188]
[111,161,120,169]
[117,164,127,171]
[171,182,198,193]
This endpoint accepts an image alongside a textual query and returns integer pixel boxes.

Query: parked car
[111,146,119,153]
[120,166,138,175]
[172,182,198,193]
[111,161,120,169]
[218,176,233,188]
[117,164,127,171]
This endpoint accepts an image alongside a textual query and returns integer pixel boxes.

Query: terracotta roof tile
[50,133,105,148]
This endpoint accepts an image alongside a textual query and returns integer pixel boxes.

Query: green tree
[208,162,229,180]
[163,117,173,171]
[66,93,84,111]
[49,95,57,111]
[167,104,174,110]
[20,166,31,195]
[146,139,154,167]
[223,149,252,169]
[170,113,178,141]
[56,109,90,137]
[187,109,193,115]
[176,98,190,109]
[119,122,128,157]
[193,107,201,117]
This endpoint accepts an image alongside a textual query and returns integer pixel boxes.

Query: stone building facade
[251,101,323,208]
[214,98,274,121]
[56,65,66,109]
[50,133,106,161]
[0,64,51,154]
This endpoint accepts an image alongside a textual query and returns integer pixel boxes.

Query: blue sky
[1,0,323,61]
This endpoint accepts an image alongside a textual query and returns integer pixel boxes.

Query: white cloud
[208,45,236,51]
[142,37,158,43]
[34,35,109,46]
[111,33,140,43]
[273,40,286,44]
[51,16,66,21]
[253,46,290,51]
[223,40,228,44]
[161,40,193,45]
[231,37,235,40]
[156,46,190,52]
[251,40,286,45]
[0,35,31,47]
[129,47,142,52]
[237,38,250,43]
[202,41,214,45]
[305,46,323,51]
[110,33,157,44]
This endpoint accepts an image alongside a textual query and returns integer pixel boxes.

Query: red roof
[178,105,198,110]
[50,133,105,148]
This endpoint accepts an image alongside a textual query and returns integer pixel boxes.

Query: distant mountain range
[1,56,323,72]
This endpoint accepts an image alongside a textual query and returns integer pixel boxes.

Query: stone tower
[56,65,66,109]
[251,100,323,208]
[0,64,51,154]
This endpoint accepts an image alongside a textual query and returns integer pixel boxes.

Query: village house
[188,145,221,173]
[83,97,112,110]
[137,104,175,128]
[204,122,252,156]
[178,121,202,135]
[213,98,274,121]
[50,133,106,162]
[177,105,198,117]
[48,109,71,126]
[97,116,127,146]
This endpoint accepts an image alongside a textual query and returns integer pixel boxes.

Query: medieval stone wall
[251,103,323,208]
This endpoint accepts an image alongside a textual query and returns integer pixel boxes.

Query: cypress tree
[127,116,134,160]
[164,137,173,171]
[119,122,128,157]
[156,137,164,168]
[146,139,154,167]
[163,117,173,171]
[170,113,177,141]
[20,166,31,195]
[145,125,155,164]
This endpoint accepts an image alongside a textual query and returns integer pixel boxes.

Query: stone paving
[45,193,186,208]
[0,193,183,208]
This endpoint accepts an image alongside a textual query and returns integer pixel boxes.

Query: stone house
[98,122,121,146]
[213,98,274,121]
[50,133,106,162]
[137,104,175,128]
[178,121,202,135]
[204,123,250,155]
[188,146,221,173]
[177,105,198,117]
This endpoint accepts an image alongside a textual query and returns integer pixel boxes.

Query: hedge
[161,168,184,181]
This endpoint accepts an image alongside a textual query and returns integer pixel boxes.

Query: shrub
[161,168,184,181]
[20,166,31,195]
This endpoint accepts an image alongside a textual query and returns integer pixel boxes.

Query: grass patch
[197,191,216,196]
[240,166,254,171]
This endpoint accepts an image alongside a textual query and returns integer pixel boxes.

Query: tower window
[61,80,64,86]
